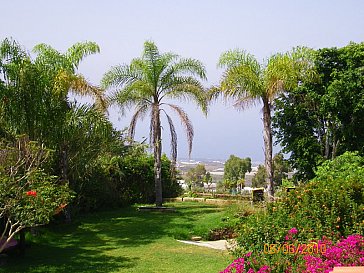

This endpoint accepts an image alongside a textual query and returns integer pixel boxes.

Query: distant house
[178,179,189,190]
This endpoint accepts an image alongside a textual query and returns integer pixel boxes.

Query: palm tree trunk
[262,99,274,199]
[152,104,163,207]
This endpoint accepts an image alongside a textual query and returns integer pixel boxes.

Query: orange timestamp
[263,242,326,255]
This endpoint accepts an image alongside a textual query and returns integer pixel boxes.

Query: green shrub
[234,152,364,255]
[74,149,182,212]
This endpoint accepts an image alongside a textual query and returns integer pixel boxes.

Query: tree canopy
[273,42,364,180]
[224,155,251,190]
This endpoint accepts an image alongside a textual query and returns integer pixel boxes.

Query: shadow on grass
[3,243,138,273]
[0,202,225,272]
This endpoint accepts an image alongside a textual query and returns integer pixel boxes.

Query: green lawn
[1,202,235,273]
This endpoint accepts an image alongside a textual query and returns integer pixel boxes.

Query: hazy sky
[2,0,364,162]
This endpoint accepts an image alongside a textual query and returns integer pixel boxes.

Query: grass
[0,202,241,273]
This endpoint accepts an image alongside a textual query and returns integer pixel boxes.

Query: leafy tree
[252,165,266,188]
[203,171,213,192]
[102,41,207,206]
[185,164,207,191]
[272,153,291,186]
[0,137,72,253]
[224,155,251,191]
[252,153,291,188]
[273,42,364,180]
[210,48,315,197]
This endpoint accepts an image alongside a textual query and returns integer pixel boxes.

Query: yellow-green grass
[1,202,236,273]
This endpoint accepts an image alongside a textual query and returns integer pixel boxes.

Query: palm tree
[102,41,207,206]
[211,48,315,198]
[32,42,107,183]
[0,38,106,142]
[33,41,106,112]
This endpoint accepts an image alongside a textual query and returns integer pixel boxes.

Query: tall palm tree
[32,42,107,183]
[211,48,315,198]
[102,41,207,206]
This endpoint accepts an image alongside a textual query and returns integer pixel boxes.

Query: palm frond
[220,65,263,101]
[0,38,27,62]
[60,72,107,113]
[101,64,142,88]
[0,39,31,85]
[128,104,150,140]
[66,103,112,139]
[163,77,208,114]
[206,85,222,102]
[162,110,177,164]
[265,53,294,100]
[142,41,160,63]
[116,79,152,103]
[33,44,71,72]
[265,49,318,101]
[66,41,100,69]
[165,104,194,157]
[218,49,260,72]
[169,58,207,79]
[232,95,260,110]
[32,43,60,57]
[218,49,263,105]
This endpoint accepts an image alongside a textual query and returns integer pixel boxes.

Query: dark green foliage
[273,42,364,180]
[76,148,182,212]
[235,152,364,254]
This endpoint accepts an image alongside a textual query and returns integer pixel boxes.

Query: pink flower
[288,227,298,234]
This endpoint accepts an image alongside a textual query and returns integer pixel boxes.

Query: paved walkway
[177,239,236,251]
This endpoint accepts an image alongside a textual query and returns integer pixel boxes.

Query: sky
[2,0,364,162]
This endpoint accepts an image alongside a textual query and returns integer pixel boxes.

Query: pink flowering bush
[222,234,364,273]
[220,253,272,273]
[303,234,364,272]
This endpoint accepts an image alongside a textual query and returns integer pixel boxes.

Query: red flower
[26,190,37,197]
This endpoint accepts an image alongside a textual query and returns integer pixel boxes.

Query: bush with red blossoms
[0,138,73,253]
